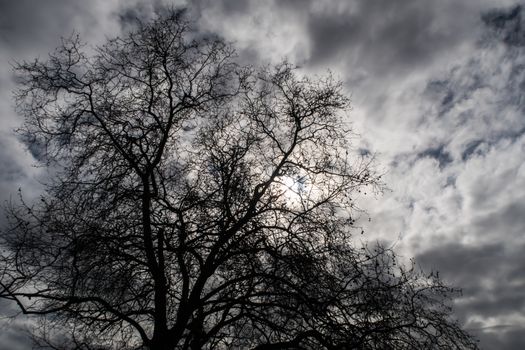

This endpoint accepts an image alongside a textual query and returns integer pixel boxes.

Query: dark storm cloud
[0,327,31,350]
[187,0,252,22]
[118,5,156,27]
[417,242,519,302]
[482,4,525,46]
[305,0,479,72]
[0,300,32,349]
[214,0,250,14]
[0,0,96,53]
[473,199,525,239]
[117,0,169,30]
[0,0,167,55]
[475,329,525,350]
[417,241,525,349]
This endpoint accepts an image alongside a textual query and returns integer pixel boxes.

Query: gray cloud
[482,4,525,46]
[417,241,525,349]
[360,6,525,347]
[475,328,525,350]
[0,300,32,350]
[194,6,525,348]
[0,0,126,344]
[416,144,454,169]
[307,0,473,71]
[0,0,115,56]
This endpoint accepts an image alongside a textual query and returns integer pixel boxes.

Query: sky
[0,0,524,349]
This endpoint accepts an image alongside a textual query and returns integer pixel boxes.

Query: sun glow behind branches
[277,175,310,206]
[282,175,304,196]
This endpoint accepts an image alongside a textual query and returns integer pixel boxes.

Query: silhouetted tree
[1,10,477,350]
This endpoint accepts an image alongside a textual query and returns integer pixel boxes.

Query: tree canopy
[1,10,478,350]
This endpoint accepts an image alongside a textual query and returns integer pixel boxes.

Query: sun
[279,175,306,203]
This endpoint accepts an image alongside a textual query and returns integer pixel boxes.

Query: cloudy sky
[1,0,524,349]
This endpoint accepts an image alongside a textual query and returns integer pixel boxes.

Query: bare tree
[1,10,477,350]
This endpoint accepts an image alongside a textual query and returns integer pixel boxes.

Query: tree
[1,10,477,350]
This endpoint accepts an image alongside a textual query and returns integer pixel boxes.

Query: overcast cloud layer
[1,1,524,349]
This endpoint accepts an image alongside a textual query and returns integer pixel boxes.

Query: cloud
[191,0,311,65]
[307,0,473,70]
[482,4,525,47]
[1,1,525,349]
[0,300,32,350]
[356,5,525,348]
[0,0,126,56]
[416,240,525,349]
[0,0,129,344]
